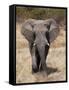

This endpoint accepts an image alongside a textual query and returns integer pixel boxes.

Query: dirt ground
[16,23,66,83]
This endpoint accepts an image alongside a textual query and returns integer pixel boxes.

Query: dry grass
[16,23,66,83]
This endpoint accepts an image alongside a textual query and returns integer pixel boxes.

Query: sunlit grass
[16,23,66,83]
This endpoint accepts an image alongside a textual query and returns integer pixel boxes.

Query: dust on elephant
[21,19,59,73]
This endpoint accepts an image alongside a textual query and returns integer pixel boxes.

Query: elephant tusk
[47,42,50,46]
[33,43,36,46]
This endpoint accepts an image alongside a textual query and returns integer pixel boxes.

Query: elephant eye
[31,25,34,29]
[47,24,50,30]
[30,24,35,30]
[44,24,50,30]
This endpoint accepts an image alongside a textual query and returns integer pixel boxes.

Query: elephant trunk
[37,45,47,71]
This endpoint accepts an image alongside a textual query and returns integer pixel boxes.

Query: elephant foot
[32,65,38,73]
[32,68,38,73]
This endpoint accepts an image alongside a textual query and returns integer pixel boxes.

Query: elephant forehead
[34,24,47,31]
[35,32,48,44]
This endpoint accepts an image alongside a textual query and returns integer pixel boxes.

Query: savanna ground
[16,22,66,83]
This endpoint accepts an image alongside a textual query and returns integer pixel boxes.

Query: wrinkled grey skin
[21,19,59,73]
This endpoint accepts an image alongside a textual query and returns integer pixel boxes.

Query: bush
[16,6,66,22]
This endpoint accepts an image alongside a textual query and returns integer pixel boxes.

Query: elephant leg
[32,55,38,73]
[29,43,37,72]
[31,46,39,73]
[32,46,41,73]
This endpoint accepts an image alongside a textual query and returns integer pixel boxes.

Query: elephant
[21,18,59,73]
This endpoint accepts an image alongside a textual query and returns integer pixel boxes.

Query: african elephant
[21,19,59,73]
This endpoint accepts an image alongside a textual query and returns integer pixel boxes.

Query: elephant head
[21,19,59,73]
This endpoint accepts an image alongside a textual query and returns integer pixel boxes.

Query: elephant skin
[21,19,59,73]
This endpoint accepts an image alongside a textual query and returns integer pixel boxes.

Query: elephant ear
[21,19,35,43]
[45,19,59,43]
